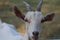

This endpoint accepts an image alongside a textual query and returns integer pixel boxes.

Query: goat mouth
[32,36,38,40]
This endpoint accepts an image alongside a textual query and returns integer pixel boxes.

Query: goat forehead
[27,11,42,16]
[25,11,43,20]
[26,11,43,30]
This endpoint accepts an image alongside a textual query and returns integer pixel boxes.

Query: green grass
[0,0,60,39]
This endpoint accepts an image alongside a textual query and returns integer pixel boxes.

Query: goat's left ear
[41,13,55,23]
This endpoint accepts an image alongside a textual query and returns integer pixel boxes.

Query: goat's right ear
[14,6,28,22]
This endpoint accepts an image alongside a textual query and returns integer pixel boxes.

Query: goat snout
[32,32,39,36]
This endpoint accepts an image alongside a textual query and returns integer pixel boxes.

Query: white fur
[24,11,44,40]
[0,20,23,40]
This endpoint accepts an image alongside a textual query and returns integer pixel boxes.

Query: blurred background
[0,0,60,40]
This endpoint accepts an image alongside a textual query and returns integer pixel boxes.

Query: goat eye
[41,19,44,23]
[24,19,30,23]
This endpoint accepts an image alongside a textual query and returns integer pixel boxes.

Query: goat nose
[32,32,39,36]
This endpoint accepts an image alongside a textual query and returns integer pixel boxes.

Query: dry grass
[17,24,26,36]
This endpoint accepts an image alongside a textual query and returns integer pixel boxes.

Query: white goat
[0,19,23,40]
[13,0,55,40]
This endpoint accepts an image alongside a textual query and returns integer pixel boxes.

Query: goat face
[14,0,55,40]
[25,11,43,40]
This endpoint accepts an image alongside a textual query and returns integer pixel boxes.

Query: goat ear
[14,6,29,22]
[41,13,55,23]
[14,6,25,20]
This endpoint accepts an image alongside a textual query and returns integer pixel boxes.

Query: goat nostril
[33,32,39,36]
